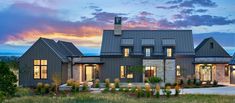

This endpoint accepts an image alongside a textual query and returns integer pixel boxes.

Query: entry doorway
[199,64,212,82]
[85,66,93,81]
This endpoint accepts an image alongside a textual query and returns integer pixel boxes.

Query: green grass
[2,92,235,103]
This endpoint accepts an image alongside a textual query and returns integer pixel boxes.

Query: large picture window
[34,60,47,79]
[145,66,156,78]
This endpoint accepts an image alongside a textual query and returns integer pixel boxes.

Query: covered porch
[194,57,231,83]
[71,56,103,82]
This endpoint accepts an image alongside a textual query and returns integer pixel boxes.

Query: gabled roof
[229,53,235,65]
[195,37,230,57]
[101,30,195,56]
[57,41,83,57]
[19,37,83,63]
[40,38,69,62]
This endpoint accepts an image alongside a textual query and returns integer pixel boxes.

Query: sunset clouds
[0,0,235,55]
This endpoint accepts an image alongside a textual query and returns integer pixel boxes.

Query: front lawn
[3,93,235,103]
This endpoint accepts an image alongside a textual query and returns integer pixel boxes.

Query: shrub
[52,74,61,93]
[195,79,201,86]
[94,79,100,88]
[35,82,43,95]
[72,81,80,92]
[213,80,218,86]
[193,78,197,85]
[105,78,110,88]
[0,62,17,96]
[164,86,172,98]
[67,79,74,86]
[50,83,56,93]
[179,79,184,85]
[165,83,171,87]
[136,86,143,98]
[44,83,50,94]
[187,79,192,85]
[119,87,123,92]
[0,91,5,103]
[145,84,151,98]
[14,88,31,97]
[175,84,180,96]
[82,82,88,91]
[110,83,115,93]
[114,78,120,88]
[124,88,129,92]
[130,87,136,93]
[155,84,160,98]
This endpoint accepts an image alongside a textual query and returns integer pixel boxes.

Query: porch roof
[194,57,231,64]
[73,56,104,64]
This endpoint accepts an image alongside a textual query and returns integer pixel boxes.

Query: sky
[0,0,235,56]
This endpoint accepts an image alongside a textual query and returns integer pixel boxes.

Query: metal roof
[101,30,195,56]
[57,41,83,56]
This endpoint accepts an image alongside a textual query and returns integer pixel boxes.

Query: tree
[0,62,17,96]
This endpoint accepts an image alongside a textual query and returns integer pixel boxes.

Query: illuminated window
[224,65,229,76]
[34,66,40,79]
[120,66,133,79]
[145,48,151,57]
[120,66,125,78]
[124,48,130,57]
[127,73,133,78]
[145,66,156,78]
[176,65,181,76]
[167,48,172,57]
[34,60,47,79]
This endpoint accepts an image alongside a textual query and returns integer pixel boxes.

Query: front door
[200,65,212,81]
[85,66,93,81]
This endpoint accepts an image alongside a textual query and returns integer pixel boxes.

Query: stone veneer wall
[215,64,230,83]
[165,59,176,84]
[142,59,164,80]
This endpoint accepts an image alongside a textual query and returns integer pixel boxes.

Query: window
[34,60,47,79]
[176,65,181,76]
[120,66,133,78]
[224,65,229,76]
[145,48,151,57]
[145,66,156,78]
[124,48,130,57]
[167,48,172,57]
[120,66,126,78]
[210,42,214,49]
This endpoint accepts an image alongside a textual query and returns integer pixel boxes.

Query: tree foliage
[0,62,17,96]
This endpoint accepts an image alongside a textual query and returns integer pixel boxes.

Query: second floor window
[145,48,151,57]
[124,48,130,57]
[167,48,172,57]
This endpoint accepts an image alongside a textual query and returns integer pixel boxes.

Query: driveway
[181,86,235,95]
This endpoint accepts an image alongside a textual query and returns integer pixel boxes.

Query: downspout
[163,57,166,82]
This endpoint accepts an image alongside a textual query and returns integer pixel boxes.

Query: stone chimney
[114,17,122,35]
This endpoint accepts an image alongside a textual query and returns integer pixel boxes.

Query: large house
[19,17,234,87]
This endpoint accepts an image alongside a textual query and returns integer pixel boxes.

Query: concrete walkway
[90,86,235,95]
[181,86,235,95]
